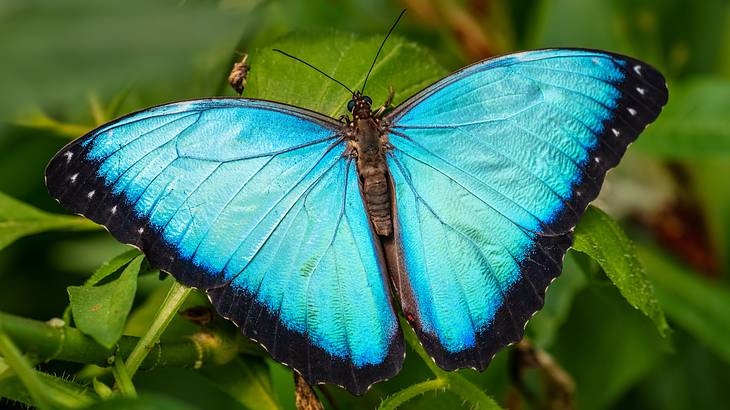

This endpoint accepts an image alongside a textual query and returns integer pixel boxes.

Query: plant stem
[378,379,448,410]
[124,280,192,377]
[112,356,137,398]
[400,318,503,410]
[0,311,249,370]
[400,318,441,376]
[0,329,53,409]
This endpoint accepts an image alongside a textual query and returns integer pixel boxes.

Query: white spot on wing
[634,65,642,75]
[627,107,637,116]
[138,227,144,234]
[110,205,117,214]
[594,157,601,164]
[636,87,646,95]
[87,190,95,199]
[69,173,78,183]
[612,128,620,137]
[63,151,73,163]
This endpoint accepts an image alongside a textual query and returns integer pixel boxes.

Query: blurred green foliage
[1,0,729,409]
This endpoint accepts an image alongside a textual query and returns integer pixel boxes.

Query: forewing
[385,49,667,369]
[46,99,403,394]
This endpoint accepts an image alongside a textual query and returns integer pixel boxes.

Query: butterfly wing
[46,99,404,394]
[385,49,668,369]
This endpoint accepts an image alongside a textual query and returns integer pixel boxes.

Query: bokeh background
[1,0,730,409]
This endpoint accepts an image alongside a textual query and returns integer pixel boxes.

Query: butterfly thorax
[347,93,393,237]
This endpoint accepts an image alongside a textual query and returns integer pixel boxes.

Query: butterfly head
[347,92,374,119]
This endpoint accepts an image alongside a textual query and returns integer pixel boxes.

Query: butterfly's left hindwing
[46,99,404,394]
[386,49,667,369]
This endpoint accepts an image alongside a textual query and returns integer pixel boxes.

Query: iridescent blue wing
[385,49,667,369]
[46,99,403,394]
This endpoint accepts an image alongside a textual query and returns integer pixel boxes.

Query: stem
[0,311,247,370]
[112,356,137,398]
[0,329,53,409]
[124,280,192,377]
[444,373,502,410]
[378,379,448,410]
[400,318,441,376]
[400,318,503,409]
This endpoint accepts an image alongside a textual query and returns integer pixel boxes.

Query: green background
[1,0,729,409]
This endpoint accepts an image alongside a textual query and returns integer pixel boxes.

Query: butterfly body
[346,92,394,236]
[47,48,668,395]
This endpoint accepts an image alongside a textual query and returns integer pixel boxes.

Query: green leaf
[573,206,670,336]
[635,78,730,158]
[245,31,448,117]
[68,255,144,348]
[133,367,250,410]
[526,251,588,347]
[84,248,142,287]
[0,190,99,251]
[0,0,254,120]
[638,245,730,364]
[200,356,281,410]
[551,284,669,410]
[62,248,141,323]
[83,393,198,410]
[533,0,619,50]
[686,158,730,272]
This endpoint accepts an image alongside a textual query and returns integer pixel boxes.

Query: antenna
[273,49,354,94]
[361,9,406,94]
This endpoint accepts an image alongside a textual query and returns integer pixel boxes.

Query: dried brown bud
[228,53,250,95]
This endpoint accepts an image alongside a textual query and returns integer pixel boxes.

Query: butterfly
[46,27,668,394]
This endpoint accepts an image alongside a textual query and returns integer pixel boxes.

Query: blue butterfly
[46,44,667,394]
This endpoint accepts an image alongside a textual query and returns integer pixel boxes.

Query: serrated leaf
[0,190,99,251]
[638,245,730,364]
[573,206,670,336]
[68,255,144,348]
[635,78,730,158]
[245,31,448,117]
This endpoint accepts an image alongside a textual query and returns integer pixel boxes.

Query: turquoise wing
[46,99,403,394]
[385,49,667,369]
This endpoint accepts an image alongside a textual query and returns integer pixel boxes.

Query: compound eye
[363,96,373,105]
[347,100,355,112]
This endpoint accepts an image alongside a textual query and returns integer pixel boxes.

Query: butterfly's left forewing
[385,49,667,369]
[46,99,403,394]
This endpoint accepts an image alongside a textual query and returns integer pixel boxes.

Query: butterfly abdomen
[362,167,392,236]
